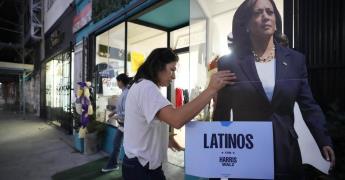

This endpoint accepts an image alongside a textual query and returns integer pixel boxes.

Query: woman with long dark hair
[122,48,236,180]
[213,0,335,179]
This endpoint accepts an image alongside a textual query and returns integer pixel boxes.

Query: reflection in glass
[95,23,125,122]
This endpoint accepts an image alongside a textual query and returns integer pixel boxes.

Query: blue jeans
[122,155,166,180]
[105,128,123,169]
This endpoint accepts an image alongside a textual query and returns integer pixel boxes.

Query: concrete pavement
[0,104,106,179]
[0,98,185,180]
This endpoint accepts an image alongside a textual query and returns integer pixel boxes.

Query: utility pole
[40,0,44,117]
[21,0,26,119]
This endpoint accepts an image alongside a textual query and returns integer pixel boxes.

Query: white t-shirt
[255,59,276,101]
[124,79,171,170]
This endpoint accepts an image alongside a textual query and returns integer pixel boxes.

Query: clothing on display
[175,88,184,108]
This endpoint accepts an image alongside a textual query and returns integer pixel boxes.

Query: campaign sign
[185,121,274,179]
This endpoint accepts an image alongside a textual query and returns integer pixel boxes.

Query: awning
[0,61,34,72]
[134,0,189,31]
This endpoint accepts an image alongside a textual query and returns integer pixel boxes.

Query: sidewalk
[0,109,106,180]
[0,99,185,179]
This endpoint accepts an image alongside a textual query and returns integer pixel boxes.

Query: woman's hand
[322,146,335,170]
[158,70,236,129]
[168,133,184,152]
[207,70,236,93]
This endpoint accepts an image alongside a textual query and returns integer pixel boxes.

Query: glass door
[95,23,125,122]
[45,51,72,132]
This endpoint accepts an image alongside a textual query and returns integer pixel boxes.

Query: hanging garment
[183,89,189,104]
[175,88,183,108]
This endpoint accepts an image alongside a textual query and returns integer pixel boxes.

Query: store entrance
[172,51,189,150]
[45,52,72,133]
[92,0,191,170]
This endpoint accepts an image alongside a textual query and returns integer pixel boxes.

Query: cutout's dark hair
[132,48,178,86]
[116,73,132,86]
[232,0,283,56]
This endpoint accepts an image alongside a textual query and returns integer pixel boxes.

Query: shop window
[127,22,167,76]
[72,42,83,103]
[45,52,71,123]
[95,23,125,122]
[127,22,168,97]
[169,20,207,153]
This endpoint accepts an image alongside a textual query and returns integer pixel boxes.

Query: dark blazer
[213,45,332,178]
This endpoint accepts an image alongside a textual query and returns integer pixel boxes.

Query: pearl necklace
[252,46,275,63]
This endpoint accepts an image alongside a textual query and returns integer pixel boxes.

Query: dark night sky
[0,0,23,82]
[0,0,21,61]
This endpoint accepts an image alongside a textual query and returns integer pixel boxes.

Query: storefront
[72,0,164,153]
[42,5,75,134]
[73,0,287,178]
[88,1,190,161]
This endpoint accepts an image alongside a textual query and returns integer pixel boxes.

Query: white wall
[44,0,74,33]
